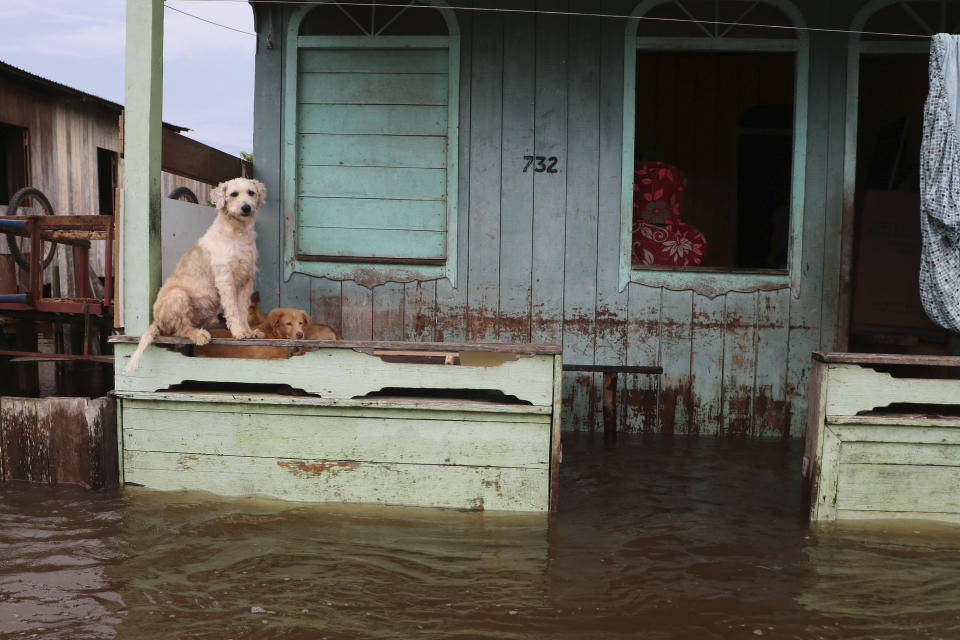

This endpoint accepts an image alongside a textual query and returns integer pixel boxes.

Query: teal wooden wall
[251,1,866,438]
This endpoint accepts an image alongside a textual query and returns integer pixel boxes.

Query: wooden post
[122,0,164,335]
[602,371,618,441]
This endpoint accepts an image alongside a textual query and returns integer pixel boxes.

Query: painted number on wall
[523,155,559,173]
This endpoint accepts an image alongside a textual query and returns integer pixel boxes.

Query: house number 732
[523,155,559,173]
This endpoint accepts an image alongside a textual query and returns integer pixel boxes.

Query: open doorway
[848,54,948,355]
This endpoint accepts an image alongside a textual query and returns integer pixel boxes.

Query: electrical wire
[171,0,935,40]
[163,2,257,35]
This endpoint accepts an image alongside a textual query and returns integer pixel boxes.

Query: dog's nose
[296,331,304,339]
[241,203,252,214]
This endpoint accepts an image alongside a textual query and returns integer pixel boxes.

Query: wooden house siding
[253,1,860,437]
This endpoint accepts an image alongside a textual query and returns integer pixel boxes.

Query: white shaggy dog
[126,177,266,371]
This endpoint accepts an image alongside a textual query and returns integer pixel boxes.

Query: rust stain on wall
[467,496,484,512]
[277,460,361,479]
[724,389,753,438]
[753,385,790,437]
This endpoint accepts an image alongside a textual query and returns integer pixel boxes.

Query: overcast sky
[0,0,256,157]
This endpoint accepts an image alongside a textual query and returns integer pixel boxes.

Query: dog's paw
[233,328,263,339]
[251,328,265,338]
[190,329,212,346]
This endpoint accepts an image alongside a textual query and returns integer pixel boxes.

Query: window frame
[619,0,809,296]
[283,1,460,287]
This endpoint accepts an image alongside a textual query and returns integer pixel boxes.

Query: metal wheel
[167,186,199,203]
[4,187,57,270]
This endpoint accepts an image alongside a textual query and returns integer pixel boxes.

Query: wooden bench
[805,351,960,524]
[111,337,563,512]
[562,364,663,436]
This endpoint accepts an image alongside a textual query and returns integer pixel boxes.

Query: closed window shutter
[295,44,449,262]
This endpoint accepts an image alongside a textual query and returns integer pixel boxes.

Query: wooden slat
[299,47,448,74]
[299,72,448,105]
[297,133,447,168]
[297,197,445,231]
[721,291,757,437]
[124,450,550,512]
[593,0,629,380]
[123,407,549,468]
[404,279,436,342]
[530,0,568,346]
[434,11,472,342]
[341,280,373,340]
[372,281,405,341]
[690,293,724,436]
[754,289,790,436]
[297,227,446,260]
[297,104,447,135]
[310,277,343,337]
[626,283,661,433]
[466,7,503,343]
[562,11,601,371]
[298,165,445,200]
[161,127,245,185]
[497,0,535,344]
[659,289,693,435]
[814,351,960,367]
[837,463,960,514]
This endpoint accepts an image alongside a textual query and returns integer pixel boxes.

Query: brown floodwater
[2,433,960,639]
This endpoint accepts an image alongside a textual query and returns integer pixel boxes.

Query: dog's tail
[125,322,159,372]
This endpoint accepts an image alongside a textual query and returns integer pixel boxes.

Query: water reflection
[2,434,960,638]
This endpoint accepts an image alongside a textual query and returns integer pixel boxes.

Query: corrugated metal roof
[0,59,189,132]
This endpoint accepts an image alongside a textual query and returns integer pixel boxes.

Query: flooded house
[236,0,943,438]
[105,0,960,512]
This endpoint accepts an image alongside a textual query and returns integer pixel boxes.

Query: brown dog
[193,309,305,360]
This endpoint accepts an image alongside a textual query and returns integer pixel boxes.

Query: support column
[122,0,164,335]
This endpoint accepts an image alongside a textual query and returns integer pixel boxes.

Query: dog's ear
[210,182,226,209]
[251,291,260,304]
[270,309,284,329]
[252,179,266,204]
[301,311,311,326]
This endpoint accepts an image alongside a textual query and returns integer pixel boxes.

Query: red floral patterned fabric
[631,161,706,266]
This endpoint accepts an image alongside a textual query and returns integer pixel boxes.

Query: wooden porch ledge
[813,351,960,367]
[109,335,562,355]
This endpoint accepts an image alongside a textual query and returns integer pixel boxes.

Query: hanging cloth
[920,34,960,332]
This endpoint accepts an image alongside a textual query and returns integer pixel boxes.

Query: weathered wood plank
[310,277,343,336]
[690,293,724,436]
[119,392,552,417]
[434,10,471,342]
[297,226,446,260]
[404,280,436,342]
[113,343,558,406]
[754,289,790,436]
[466,7,503,342]
[297,196,445,231]
[530,0,568,345]
[122,0,164,334]
[593,0,630,375]
[341,280,373,340]
[721,291,757,437]
[497,0,535,344]
[297,104,447,135]
[298,72,448,105]
[562,10,600,368]
[625,283,660,433]
[372,282,405,341]
[299,47,448,74]
[124,450,549,512]
[840,441,960,466]
[123,409,549,468]
[298,165,445,199]
[658,289,692,435]
[824,365,960,416]
[836,463,960,514]
[298,134,447,169]
[811,426,841,521]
